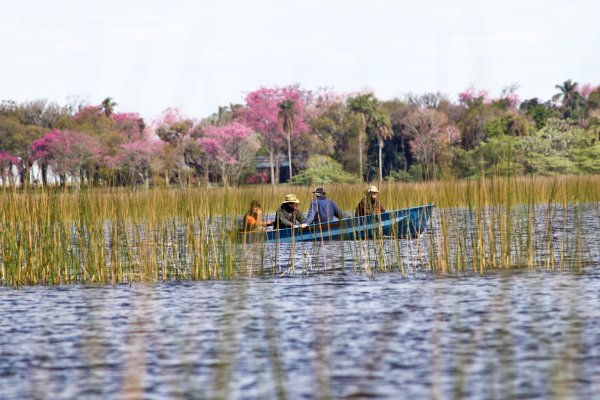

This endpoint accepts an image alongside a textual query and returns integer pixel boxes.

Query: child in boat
[355,185,386,216]
[243,200,273,231]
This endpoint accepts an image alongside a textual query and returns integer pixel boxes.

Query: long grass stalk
[1,175,599,285]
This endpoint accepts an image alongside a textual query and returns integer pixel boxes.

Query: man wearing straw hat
[355,185,386,217]
[275,194,308,229]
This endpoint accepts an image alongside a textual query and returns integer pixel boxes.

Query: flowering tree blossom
[30,129,60,186]
[197,122,259,186]
[112,112,145,140]
[106,138,163,187]
[74,105,103,121]
[458,86,490,105]
[30,129,104,187]
[304,88,346,119]
[151,107,197,185]
[577,83,598,99]
[244,85,308,184]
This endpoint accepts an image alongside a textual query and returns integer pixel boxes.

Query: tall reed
[1,175,598,286]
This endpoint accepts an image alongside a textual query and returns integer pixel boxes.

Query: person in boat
[355,185,386,217]
[275,194,308,229]
[305,187,347,225]
[243,200,273,232]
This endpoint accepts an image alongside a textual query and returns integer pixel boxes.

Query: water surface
[2,270,600,399]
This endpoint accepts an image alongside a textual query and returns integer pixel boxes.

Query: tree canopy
[0,79,598,188]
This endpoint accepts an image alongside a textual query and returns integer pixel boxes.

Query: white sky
[1,0,598,121]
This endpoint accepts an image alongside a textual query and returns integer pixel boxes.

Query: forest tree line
[1,80,599,188]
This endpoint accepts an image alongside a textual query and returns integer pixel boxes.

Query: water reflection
[2,271,600,399]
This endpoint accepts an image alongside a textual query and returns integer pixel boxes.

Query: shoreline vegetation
[1,81,599,190]
[1,175,598,287]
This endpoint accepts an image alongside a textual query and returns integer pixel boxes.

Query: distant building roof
[254,156,289,169]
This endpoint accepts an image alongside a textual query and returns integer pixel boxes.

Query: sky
[1,0,598,121]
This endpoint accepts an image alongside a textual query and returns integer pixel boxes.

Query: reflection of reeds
[1,175,599,286]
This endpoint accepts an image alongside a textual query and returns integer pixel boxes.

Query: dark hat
[313,187,326,195]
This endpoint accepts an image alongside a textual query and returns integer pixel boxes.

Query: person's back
[305,187,346,225]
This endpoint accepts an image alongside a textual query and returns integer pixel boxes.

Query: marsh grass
[1,175,599,286]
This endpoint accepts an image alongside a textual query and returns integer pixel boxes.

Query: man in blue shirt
[305,187,348,225]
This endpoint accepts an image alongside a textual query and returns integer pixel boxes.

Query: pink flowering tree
[277,86,309,180]
[577,83,597,99]
[458,86,490,106]
[30,129,61,186]
[244,85,308,184]
[151,107,197,185]
[197,122,259,187]
[304,88,346,120]
[496,84,521,110]
[30,129,104,188]
[111,112,145,141]
[106,138,163,187]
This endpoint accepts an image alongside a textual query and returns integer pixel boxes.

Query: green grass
[1,175,599,286]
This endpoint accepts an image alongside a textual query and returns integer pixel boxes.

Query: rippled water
[2,203,600,399]
[2,270,600,399]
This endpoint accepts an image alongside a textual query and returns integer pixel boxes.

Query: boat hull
[239,204,434,244]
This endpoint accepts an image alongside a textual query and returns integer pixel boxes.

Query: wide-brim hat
[282,194,300,204]
[367,185,379,193]
[313,187,326,195]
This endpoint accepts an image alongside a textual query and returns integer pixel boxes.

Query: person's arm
[296,210,307,224]
[333,201,347,219]
[305,201,317,225]
[276,210,295,228]
[255,210,273,227]
[296,210,308,228]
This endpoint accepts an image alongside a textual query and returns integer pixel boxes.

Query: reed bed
[1,175,599,286]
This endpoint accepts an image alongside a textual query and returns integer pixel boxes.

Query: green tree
[519,98,557,130]
[382,99,416,174]
[101,97,117,117]
[470,136,526,176]
[519,119,591,175]
[0,115,45,185]
[553,80,585,120]
[289,155,359,185]
[458,98,494,150]
[347,93,378,181]
[371,110,392,182]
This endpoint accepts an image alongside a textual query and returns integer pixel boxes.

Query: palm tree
[101,97,117,117]
[278,99,298,181]
[372,111,392,182]
[555,80,589,120]
[554,80,577,105]
[347,94,378,181]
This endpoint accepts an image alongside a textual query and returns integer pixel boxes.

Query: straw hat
[282,194,300,204]
[367,185,379,193]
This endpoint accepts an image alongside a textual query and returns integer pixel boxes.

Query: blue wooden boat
[240,204,434,244]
